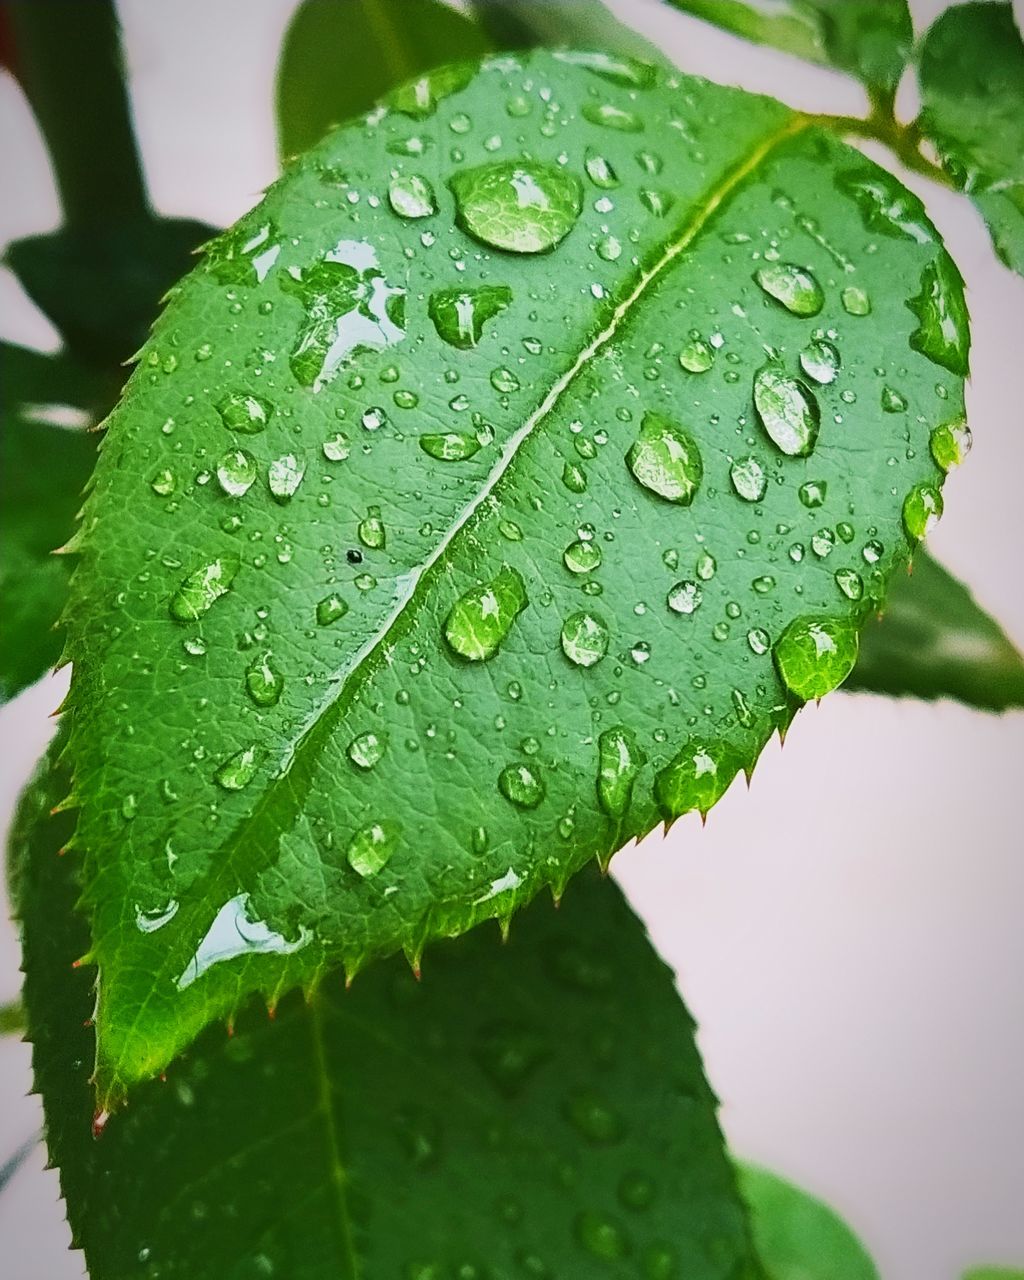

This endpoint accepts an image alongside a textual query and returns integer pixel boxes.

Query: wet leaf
[737,1163,880,1280]
[846,548,1024,712]
[665,0,912,99]
[0,344,113,704]
[59,51,970,1099]
[276,0,492,158]
[917,1,1024,277]
[15,741,759,1280]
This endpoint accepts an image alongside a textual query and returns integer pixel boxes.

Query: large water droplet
[773,616,859,700]
[581,101,644,132]
[906,251,970,375]
[730,456,767,503]
[498,762,545,809]
[902,482,944,541]
[929,416,971,471]
[386,63,473,119]
[214,744,260,792]
[348,731,387,770]
[666,581,702,615]
[217,392,272,434]
[626,411,703,505]
[347,821,400,877]
[754,262,824,316]
[561,611,609,667]
[245,652,283,707]
[584,147,620,189]
[678,338,714,373]
[444,566,528,661]
[388,173,437,219]
[553,49,657,88]
[597,727,645,819]
[316,593,348,626]
[564,540,602,574]
[358,507,386,549]
[428,285,512,348]
[654,739,741,819]
[450,160,583,254]
[841,285,871,316]
[216,448,257,497]
[420,431,482,462]
[268,453,305,502]
[170,557,239,622]
[753,366,820,457]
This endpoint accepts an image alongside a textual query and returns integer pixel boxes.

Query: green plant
[2,1,1022,1275]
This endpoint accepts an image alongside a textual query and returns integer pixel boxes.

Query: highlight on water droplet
[347,820,400,877]
[626,410,703,505]
[773,615,859,701]
[902,482,944,541]
[561,611,610,667]
[753,366,820,457]
[754,262,824,316]
[730,456,767,503]
[498,761,545,809]
[444,565,528,661]
[428,284,513,349]
[449,160,583,254]
[654,739,741,820]
[597,726,646,819]
[169,557,239,622]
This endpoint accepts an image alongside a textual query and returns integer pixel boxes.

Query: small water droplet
[597,727,645,819]
[150,469,176,496]
[581,101,643,132]
[841,285,871,316]
[584,148,620,189]
[216,448,257,497]
[358,507,386,549]
[834,568,864,600]
[929,416,971,471]
[214,744,260,791]
[316,593,348,626]
[799,339,840,385]
[564,540,602,573]
[667,581,703,615]
[348,731,387,770]
[678,339,714,373]
[428,285,512,349]
[419,431,482,462]
[268,453,305,502]
[798,479,827,508]
[730,456,767,503]
[388,173,437,219]
[245,652,283,706]
[881,385,907,413]
[575,1210,630,1260]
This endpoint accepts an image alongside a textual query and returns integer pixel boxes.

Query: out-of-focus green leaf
[917,1,1024,277]
[5,216,217,367]
[470,0,665,62]
[0,1000,25,1034]
[665,1,912,99]
[15,740,760,1280]
[0,344,114,704]
[276,0,493,159]
[846,548,1024,712]
[737,1162,879,1280]
[962,1269,1024,1280]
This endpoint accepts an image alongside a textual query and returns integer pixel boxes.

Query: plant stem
[7,0,149,228]
[816,109,954,189]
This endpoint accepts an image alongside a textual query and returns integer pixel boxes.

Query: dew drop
[906,251,970,375]
[214,744,260,792]
[902,482,944,541]
[773,616,859,700]
[655,740,740,819]
[216,448,257,498]
[678,339,714,373]
[428,285,512,349]
[388,173,437,219]
[626,410,703,504]
[799,339,840,385]
[347,820,400,877]
[597,727,645,819]
[444,566,528,661]
[841,285,871,316]
[316,594,348,626]
[450,160,583,254]
[730,456,767,503]
[563,540,602,573]
[560,611,609,667]
[498,762,545,809]
[581,101,644,132]
[666,581,703,615]
[217,392,272,434]
[575,1210,630,1260]
[584,148,620,189]
[268,453,305,502]
[753,366,820,457]
[170,557,239,622]
[420,431,482,462]
[358,507,386,549]
[754,262,824,316]
[929,416,971,471]
[245,652,283,707]
[348,731,387,770]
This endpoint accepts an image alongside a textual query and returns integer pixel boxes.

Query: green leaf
[469,0,666,63]
[665,1,913,100]
[62,50,970,1101]
[736,1163,879,1280]
[276,0,493,159]
[845,547,1024,711]
[15,742,760,1280]
[6,215,218,366]
[962,1269,1024,1280]
[0,344,114,704]
[917,1,1024,277]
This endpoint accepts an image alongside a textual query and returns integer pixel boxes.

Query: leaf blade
[916,1,1024,279]
[15,742,761,1280]
[62,53,969,1098]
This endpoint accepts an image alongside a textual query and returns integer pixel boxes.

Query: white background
[1,2,1022,1276]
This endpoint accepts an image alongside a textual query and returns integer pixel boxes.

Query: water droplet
[268,453,305,502]
[475,1020,549,1096]
[217,392,272,434]
[216,448,257,497]
[584,148,619,188]
[428,285,512,348]
[835,567,864,600]
[553,49,657,88]
[245,652,283,707]
[170,557,239,622]
[450,160,583,254]
[561,611,609,667]
[565,1088,624,1142]
[696,551,716,582]
[386,63,473,119]
[445,566,528,661]
[881,385,907,413]
[667,581,703,615]
[626,410,703,504]
[323,432,350,462]
[841,285,871,316]
[798,479,827,508]
[316,593,348,626]
[575,1210,630,1260]
[753,366,820,457]
[151,468,176,496]
[347,821,400,877]
[581,101,644,132]
[361,405,389,432]
[678,339,714,373]
[563,540,602,573]
[906,251,970,375]
[929,416,971,471]
[348,731,387,770]
[799,339,840,385]
[641,1242,677,1280]
[654,740,740,819]
[419,431,481,462]
[902,482,944,541]
[754,262,824,316]
[597,727,645,819]
[730,456,767,503]
[498,762,545,809]
[747,627,770,655]
[490,366,520,393]
[358,507,386,549]
[214,744,260,791]
[388,173,437,219]
[837,167,933,243]
[562,461,588,493]
[773,616,859,700]
[618,1171,656,1211]
[640,188,674,218]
